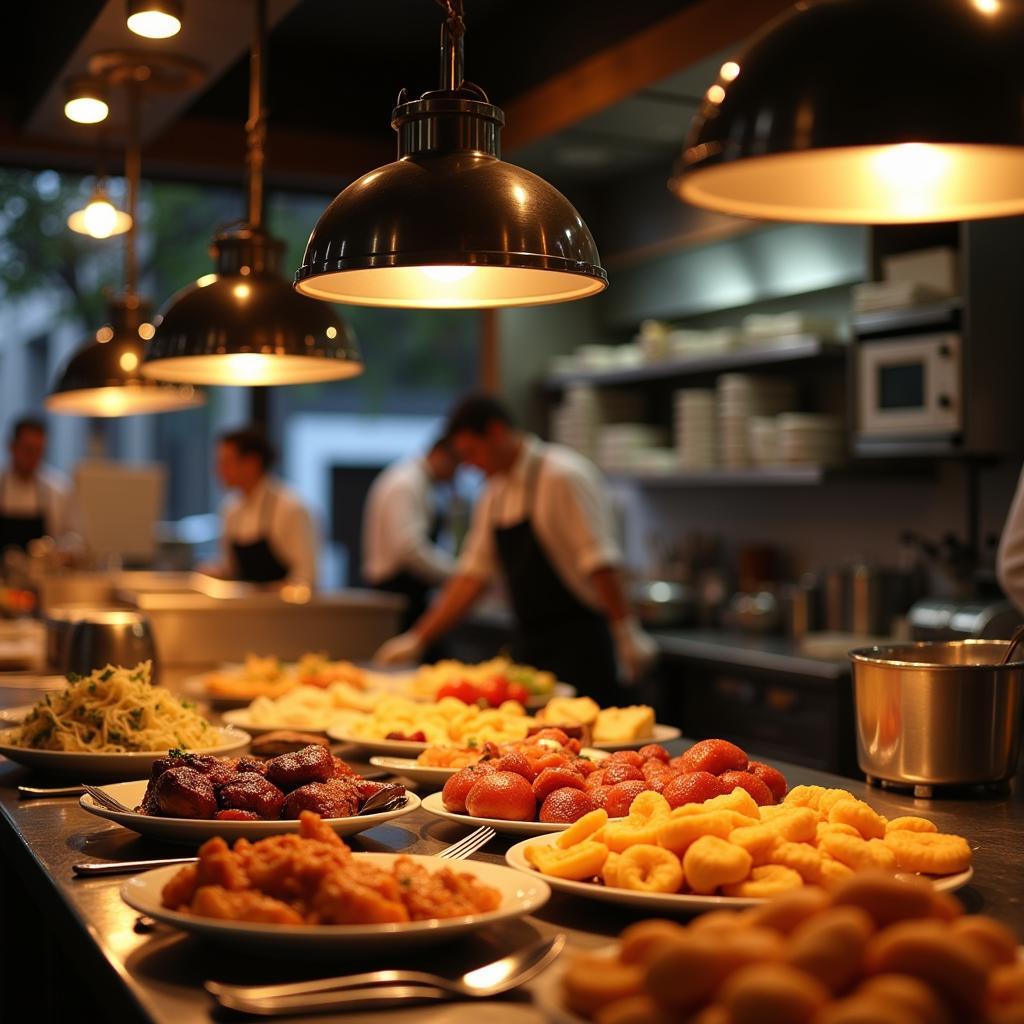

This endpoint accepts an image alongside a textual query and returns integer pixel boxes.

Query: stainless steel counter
[0,677,1021,1024]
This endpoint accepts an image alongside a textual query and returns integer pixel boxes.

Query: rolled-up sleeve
[998,466,1024,612]
[456,492,497,582]
[546,464,621,577]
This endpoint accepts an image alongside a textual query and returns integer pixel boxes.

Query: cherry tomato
[506,681,530,705]
[478,675,509,707]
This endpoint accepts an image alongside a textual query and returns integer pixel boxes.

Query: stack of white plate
[673,389,717,468]
[749,416,781,466]
[596,423,668,471]
[717,375,797,467]
[550,386,647,460]
[776,413,845,465]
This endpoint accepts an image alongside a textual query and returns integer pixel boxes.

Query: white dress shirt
[362,457,455,586]
[998,465,1024,612]
[458,435,622,611]
[0,467,72,540]
[213,477,318,588]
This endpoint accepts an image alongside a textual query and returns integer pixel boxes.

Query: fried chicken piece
[149,766,218,819]
[310,861,409,924]
[140,752,239,812]
[194,835,251,891]
[218,774,286,819]
[265,745,335,790]
[298,809,348,845]
[161,864,199,910]
[392,858,503,919]
[190,885,304,925]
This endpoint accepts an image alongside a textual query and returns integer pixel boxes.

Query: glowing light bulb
[127,9,181,38]
[96,326,114,344]
[64,96,108,125]
[232,283,251,300]
[325,326,337,339]
[223,353,273,384]
[68,193,131,239]
[873,143,950,218]
[706,84,726,105]
[974,0,1000,14]
[196,273,217,288]
[119,352,140,372]
[138,323,155,340]
[720,61,741,82]
[418,266,476,284]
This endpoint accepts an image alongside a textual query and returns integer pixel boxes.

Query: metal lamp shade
[295,96,607,308]
[142,229,362,386]
[47,299,204,417]
[674,0,1024,224]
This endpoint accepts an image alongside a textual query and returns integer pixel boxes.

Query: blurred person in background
[362,436,458,632]
[373,394,657,704]
[200,426,318,589]
[0,416,72,554]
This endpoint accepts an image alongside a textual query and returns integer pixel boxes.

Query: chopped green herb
[99,669,113,682]
[66,672,81,683]
[88,682,97,694]
[467,738,478,749]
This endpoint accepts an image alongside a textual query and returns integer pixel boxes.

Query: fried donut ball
[150,766,218,819]
[217,774,286,819]
[265,744,335,789]
[280,778,360,819]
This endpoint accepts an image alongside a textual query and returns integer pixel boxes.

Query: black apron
[231,488,290,584]
[493,452,619,706]
[0,473,47,553]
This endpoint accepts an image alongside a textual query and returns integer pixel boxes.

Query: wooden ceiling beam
[0,111,391,194]
[501,0,793,152]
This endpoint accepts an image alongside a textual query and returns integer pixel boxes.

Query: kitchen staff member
[362,436,458,631]
[0,416,71,553]
[373,395,657,702]
[997,465,1024,612]
[201,427,318,589]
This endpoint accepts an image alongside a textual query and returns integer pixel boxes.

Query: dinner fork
[437,825,495,860]
[81,784,135,814]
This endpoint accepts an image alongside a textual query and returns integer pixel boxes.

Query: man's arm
[998,467,1024,612]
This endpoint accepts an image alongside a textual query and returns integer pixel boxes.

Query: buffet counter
[0,673,1020,1023]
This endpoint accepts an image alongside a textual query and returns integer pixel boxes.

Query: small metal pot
[849,640,1024,793]
[61,610,158,680]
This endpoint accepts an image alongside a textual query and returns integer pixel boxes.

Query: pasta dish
[11,661,216,753]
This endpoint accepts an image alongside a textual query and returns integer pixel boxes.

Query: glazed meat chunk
[280,778,360,820]
[149,766,218,819]
[265,744,335,790]
[235,758,268,777]
[217,774,286,820]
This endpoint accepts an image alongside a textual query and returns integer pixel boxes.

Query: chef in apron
[373,395,657,704]
[362,437,458,632]
[201,427,318,589]
[0,416,70,554]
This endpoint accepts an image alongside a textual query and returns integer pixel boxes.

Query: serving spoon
[206,933,566,1014]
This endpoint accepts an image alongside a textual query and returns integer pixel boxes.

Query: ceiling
[0,0,789,199]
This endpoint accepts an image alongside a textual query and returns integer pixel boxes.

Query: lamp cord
[246,0,268,229]
[434,0,465,91]
[124,79,141,300]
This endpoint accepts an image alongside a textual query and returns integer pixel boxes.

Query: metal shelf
[606,465,831,487]
[851,298,961,337]
[543,336,845,389]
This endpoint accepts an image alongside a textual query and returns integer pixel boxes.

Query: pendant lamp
[673,0,1024,224]
[293,0,607,309]
[142,0,361,386]
[126,0,183,40]
[67,178,132,239]
[47,75,204,418]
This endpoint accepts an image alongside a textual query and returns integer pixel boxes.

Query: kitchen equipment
[64,610,157,679]
[849,640,1024,796]
[45,603,125,671]
[723,590,782,634]
[629,579,694,627]
[856,333,961,447]
[907,598,1022,641]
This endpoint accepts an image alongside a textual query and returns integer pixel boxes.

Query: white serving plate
[80,780,421,844]
[421,792,623,836]
[325,730,433,757]
[0,725,251,781]
[588,724,682,752]
[121,854,551,953]
[369,746,610,790]
[220,708,339,737]
[505,834,974,912]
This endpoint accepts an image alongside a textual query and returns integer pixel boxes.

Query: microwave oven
[856,333,961,445]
